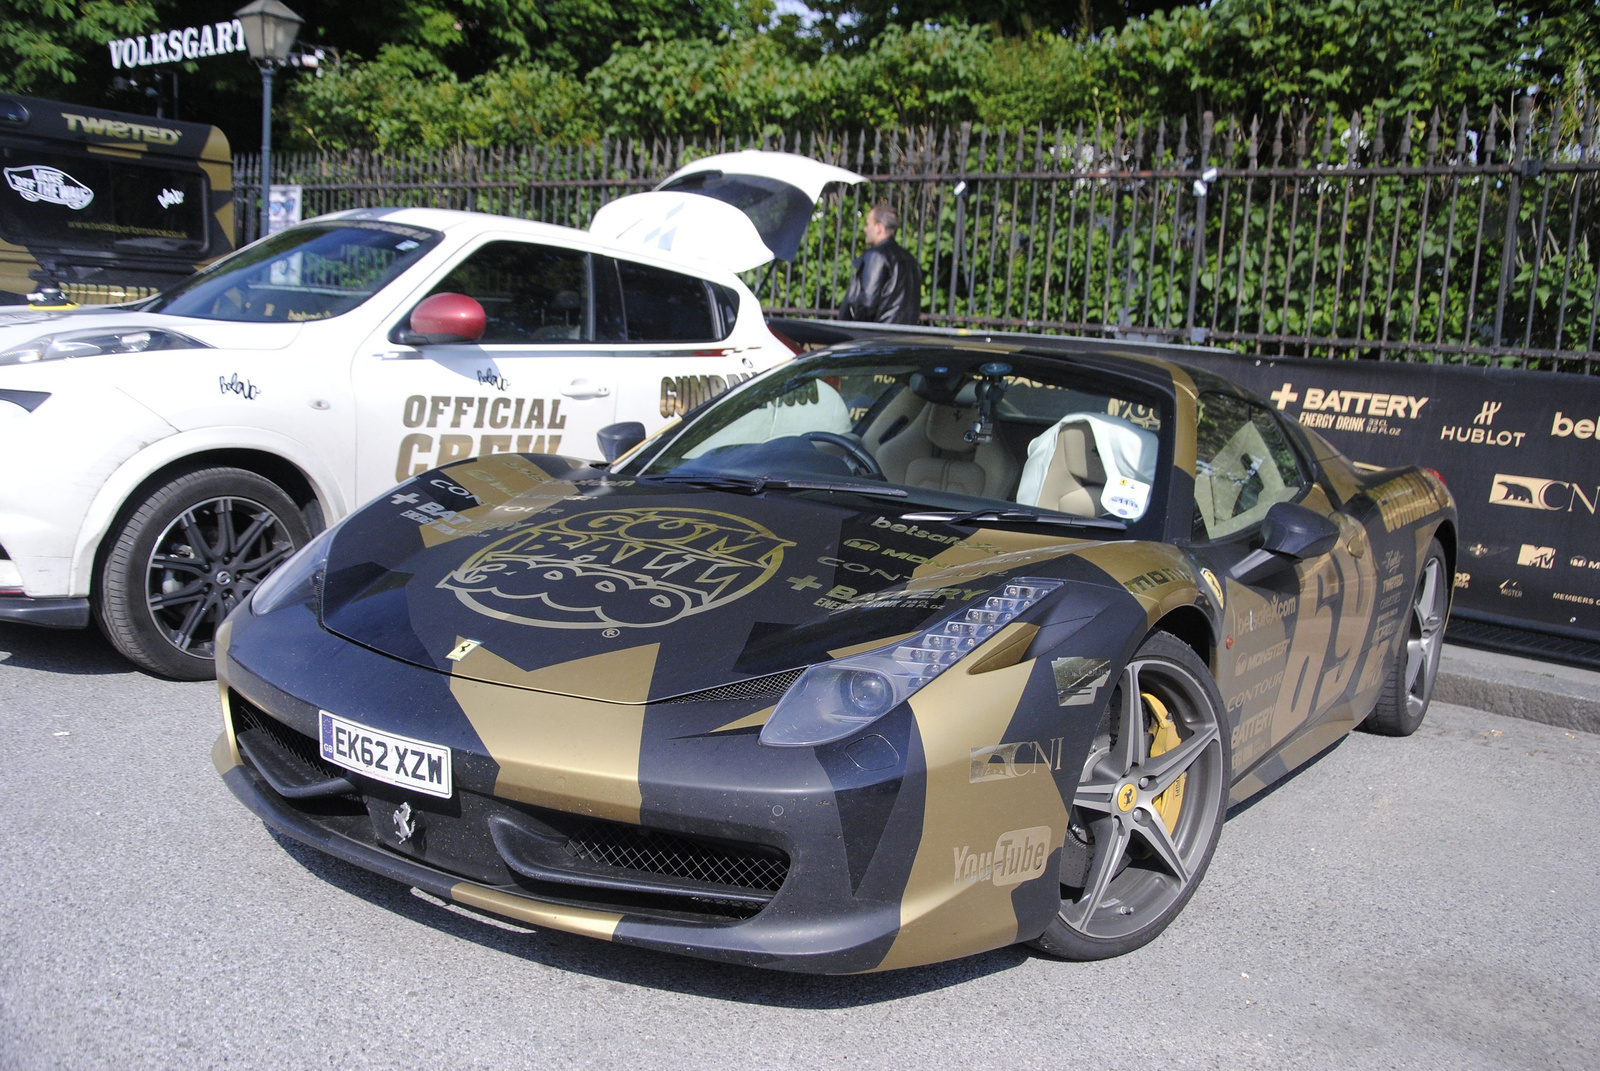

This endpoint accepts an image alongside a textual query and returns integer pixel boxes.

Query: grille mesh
[564,820,788,893]
[231,693,345,783]
[661,669,803,705]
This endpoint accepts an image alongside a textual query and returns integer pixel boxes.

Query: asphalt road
[2,622,1596,1071]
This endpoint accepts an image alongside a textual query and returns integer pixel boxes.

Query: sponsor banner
[1179,352,1600,642]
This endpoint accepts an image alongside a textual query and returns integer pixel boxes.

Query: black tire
[1030,632,1230,961]
[1361,538,1448,737]
[96,467,309,680]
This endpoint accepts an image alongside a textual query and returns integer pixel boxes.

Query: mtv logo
[1517,544,1556,568]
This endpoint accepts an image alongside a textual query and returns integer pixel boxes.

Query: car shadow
[268,830,1030,1004]
[1223,733,1349,820]
[0,621,136,675]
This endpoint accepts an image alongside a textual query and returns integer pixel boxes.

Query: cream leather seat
[1016,412,1159,519]
[864,393,1019,500]
[1022,420,1105,516]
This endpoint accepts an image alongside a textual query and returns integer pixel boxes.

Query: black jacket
[839,239,922,324]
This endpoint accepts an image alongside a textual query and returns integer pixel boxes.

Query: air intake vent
[230,692,347,786]
[661,669,803,705]
[564,820,789,894]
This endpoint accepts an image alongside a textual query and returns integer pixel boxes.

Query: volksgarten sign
[108,20,249,69]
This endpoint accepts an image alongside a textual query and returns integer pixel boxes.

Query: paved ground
[1,621,1595,1071]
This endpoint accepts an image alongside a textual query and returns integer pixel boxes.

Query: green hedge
[280,0,1599,152]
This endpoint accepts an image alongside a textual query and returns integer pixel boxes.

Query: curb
[1434,643,1600,735]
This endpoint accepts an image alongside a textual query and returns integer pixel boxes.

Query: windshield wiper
[763,478,907,497]
[899,508,1127,531]
[636,473,770,494]
[638,473,908,498]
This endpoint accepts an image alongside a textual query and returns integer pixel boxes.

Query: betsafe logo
[1489,473,1600,514]
[1549,412,1600,440]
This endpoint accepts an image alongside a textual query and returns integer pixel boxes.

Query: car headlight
[0,327,209,366]
[760,578,1064,748]
[250,527,335,616]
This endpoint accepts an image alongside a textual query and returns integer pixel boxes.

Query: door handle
[561,380,611,399]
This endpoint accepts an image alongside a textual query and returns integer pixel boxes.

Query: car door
[350,238,619,498]
[601,254,773,430]
[1188,392,1377,773]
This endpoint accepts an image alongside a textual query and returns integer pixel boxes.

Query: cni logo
[1489,474,1600,513]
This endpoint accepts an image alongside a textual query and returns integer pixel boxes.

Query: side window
[1192,393,1306,541]
[710,282,740,335]
[616,260,720,342]
[427,240,589,343]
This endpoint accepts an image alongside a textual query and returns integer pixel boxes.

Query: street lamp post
[235,0,303,240]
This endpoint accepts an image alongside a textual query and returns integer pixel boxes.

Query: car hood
[0,309,306,353]
[589,150,864,271]
[318,452,1111,703]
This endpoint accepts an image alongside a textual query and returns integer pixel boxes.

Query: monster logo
[439,507,793,629]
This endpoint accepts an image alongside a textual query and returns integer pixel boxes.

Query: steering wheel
[798,431,885,480]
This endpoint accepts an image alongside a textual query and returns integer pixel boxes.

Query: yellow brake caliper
[1143,692,1185,834]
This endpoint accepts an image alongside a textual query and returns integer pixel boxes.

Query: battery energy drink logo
[440,507,792,629]
[4,166,94,210]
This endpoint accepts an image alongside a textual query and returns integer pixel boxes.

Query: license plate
[318,711,453,799]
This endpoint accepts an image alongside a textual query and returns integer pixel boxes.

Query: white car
[0,152,863,677]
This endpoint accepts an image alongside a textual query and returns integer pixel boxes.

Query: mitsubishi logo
[1474,401,1502,426]
[1269,383,1299,409]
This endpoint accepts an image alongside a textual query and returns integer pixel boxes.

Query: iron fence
[237,97,1600,371]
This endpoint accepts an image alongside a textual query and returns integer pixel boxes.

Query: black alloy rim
[144,496,296,658]
[1061,656,1225,941]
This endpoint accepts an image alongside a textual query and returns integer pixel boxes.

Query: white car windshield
[144,221,443,323]
[631,349,1169,530]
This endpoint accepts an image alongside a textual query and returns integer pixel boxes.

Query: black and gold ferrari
[214,336,1455,972]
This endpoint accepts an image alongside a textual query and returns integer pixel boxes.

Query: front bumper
[214,573,1108,973]
[215,605,916,973]
[0,594,89,628]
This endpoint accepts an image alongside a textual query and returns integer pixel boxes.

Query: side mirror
[1230,502,1341,584]
[598,422,647,463]
[392,292,486,346]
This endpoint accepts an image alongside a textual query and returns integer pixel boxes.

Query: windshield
[144,221,443,322]
[628,348,1170,530]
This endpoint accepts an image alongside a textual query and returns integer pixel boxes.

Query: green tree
[0,0,161,94]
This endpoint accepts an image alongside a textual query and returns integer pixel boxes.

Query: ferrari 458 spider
[215,334,1455,972]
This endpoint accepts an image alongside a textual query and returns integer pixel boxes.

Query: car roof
[307,206,750,287]
[771,319,1277,409]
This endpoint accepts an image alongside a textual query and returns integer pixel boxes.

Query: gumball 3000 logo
[439,507,792,629]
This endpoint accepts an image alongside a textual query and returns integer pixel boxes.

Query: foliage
[0,0,161,93]
[273,0,1600,151]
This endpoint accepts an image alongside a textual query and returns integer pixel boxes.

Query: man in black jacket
[839,202,921,324]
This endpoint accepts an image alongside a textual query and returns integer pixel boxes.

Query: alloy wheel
[1404,556,1447,718]
[1060,656,1226,941]
[144,495,296,658]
